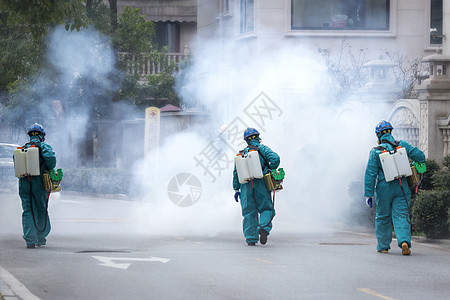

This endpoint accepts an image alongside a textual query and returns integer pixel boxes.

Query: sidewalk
[412,236,450,249]
[0,270,19,300]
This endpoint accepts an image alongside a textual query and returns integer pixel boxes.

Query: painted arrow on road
[92,256,170,270]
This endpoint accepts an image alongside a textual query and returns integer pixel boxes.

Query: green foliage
[113,7,182,106]
[62,168,132,195]
[443,154,450,169]
[413,156,450,239]
[0,17,44,91]
[432,169,450,192]
[3,67,60,127]
[413,190,450,239]
[115,7,155,53]
[420,159,441,190]
[146,60,180,104]
[86,0,114,36]
[1,1,180,129]
[0,0,88,39]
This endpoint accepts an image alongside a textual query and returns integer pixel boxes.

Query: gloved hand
[234,190,241,202]
[366,197,373,208]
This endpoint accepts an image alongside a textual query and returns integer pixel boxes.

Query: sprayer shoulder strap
[373,146,386,151]
[381,139,400,148]
[373,140,400,152]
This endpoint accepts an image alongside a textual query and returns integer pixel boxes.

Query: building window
[291,0,390,31]
[153,22,180,53]
[430,0,443,45]
[224,0,230,16]
[240,0,254,34]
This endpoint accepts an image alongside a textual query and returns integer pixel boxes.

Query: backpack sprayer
[234,147,285,231]
[377,142,426,224]
[14,144,63,192]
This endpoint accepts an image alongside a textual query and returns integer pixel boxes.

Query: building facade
[194,0,449,164]
[117,0,449,163]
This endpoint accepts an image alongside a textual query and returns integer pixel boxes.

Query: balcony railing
[118,52,188,76]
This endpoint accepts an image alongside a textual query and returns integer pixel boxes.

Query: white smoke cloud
[148,31,394,235]
[3,23,394,239]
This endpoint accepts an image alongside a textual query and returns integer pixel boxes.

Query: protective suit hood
[30,135,42,143]
[378,132,395,145]
[248,138,261,147]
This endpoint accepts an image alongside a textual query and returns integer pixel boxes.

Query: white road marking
[92,256,170,270]
[0,265,41,300]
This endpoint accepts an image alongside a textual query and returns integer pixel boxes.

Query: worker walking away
[233,128,280,246]
[17,123,57,248]
[364,120,425,255]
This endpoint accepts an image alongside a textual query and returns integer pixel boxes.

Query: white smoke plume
[137,33,392,235]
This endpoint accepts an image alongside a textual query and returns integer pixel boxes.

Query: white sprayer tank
[14,146,40,177]
[26,146,40,176]
[379,147,412,182]
[13,148,27,177]
[234,150,263,184]
[234,154,250,184]
[246,151,263,179]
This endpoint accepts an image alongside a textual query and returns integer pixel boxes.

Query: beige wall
[197,0,440,62]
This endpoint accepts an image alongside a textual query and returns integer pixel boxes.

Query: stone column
[417,52,450,162]
[414,0,450,164]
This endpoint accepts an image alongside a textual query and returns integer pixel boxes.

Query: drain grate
[319,242,369,246]
[75,250,131,253]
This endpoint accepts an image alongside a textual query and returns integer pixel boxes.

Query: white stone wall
[197,0,440,60]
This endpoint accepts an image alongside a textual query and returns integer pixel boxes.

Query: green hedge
[413,190,450,239]
[420,159,440,190]
[61,168,133,195]
[412,155,450,239]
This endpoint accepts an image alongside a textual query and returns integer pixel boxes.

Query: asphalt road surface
[1,191,450,300]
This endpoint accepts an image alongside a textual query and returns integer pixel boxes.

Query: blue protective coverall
[364,132,425,251]
[18,136,56,247]
[233,139,280,244]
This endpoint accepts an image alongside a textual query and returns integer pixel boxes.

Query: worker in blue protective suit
[18,123,56,249]
[233,128,280,246]
[364,121,425,255]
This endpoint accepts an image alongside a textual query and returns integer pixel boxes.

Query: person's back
[232,128,280,246]
[18,123,56,248]
[364,120,425,255]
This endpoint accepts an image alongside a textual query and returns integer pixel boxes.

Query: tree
[0,21,43,92]
[0,0,90,95]
[318,40,423,100]
[0,0,88,39]
[2,2,182,128]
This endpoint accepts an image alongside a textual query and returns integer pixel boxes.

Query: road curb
[0,279,19,299]
[412,236,450,249]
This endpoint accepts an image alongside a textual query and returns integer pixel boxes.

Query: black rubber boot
[259,229,267,245]
[26,244,35,249]
[247,242,256,246]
